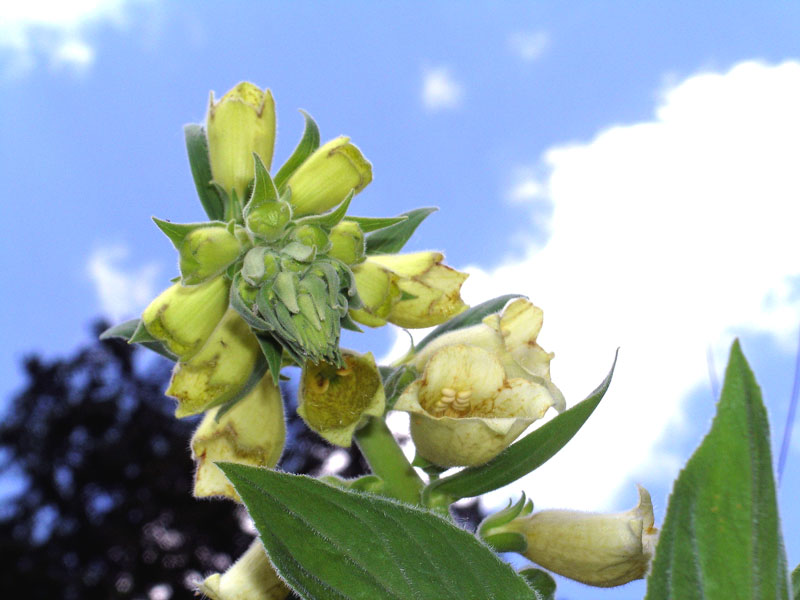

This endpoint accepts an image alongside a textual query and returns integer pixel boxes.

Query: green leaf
[364,207,437,255]
[645,341,790,600]
[184,124,225,221]
[256,333,283,387]
[99,319,178,362]
[244,153,279,214]
[296,189,354,230]
[518,569,556,600]
[380,364,418,411]
[792,563,800,600]
[274,110,321,190]
[344,214,408,233]
[219,464,537,600]
[415,294,523,353]
[152,217,209,250]
[423,353,616,503]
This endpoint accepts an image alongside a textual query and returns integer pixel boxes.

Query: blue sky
[2,2,800,598]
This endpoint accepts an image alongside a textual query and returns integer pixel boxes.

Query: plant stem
[355,417,424,505]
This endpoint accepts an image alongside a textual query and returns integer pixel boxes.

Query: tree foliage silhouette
[0,322,482,598]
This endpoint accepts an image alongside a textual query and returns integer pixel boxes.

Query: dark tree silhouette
[0,321,482,599]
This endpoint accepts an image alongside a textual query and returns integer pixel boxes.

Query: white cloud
[421,66,463,111]
[87,244,160,321]
[387,60,800,513]
[0,0,143,75]
[507,31,550,62]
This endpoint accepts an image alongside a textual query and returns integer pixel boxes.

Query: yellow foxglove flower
[297,351,385,447]
[191,374,285,501]
[167,309,262,418]
[508,486,659,587]
[393,298,563,466]
[350,252,468,329]
[141,275,230,360]
[198,539,290,600]
[207,82,277,201]
[285,136,372,217]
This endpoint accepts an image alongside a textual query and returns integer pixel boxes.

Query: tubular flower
[501,486,659,587]
[191,374,286,501]
[393,298,563,467]
[207,82,277,202]
[297,350,385,447]
[350,251,468,329]
[198,539,290,600]
[166,309,262,418]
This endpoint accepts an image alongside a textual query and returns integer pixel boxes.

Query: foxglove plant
[103,82,797,600]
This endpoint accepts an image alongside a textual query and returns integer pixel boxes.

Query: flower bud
[350,252,468,329]
[297,351,385,446]
[348,260,402,327]
[191,374,285,501]
[328,220,365,265]
[241,247,280,286]
[289,223,330,252]
[285,136,372,217]
[501,486,659,588]
[198,539,290,600]
[246,199,292,241]
[179,225,243,284]
[207,82,277,201]
[141,275,230,360]
[167,309,262,417]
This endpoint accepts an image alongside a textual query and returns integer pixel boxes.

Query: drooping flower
[393,298,562,466]
[198,539,290,600]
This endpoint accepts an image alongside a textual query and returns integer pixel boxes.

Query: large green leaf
[415,294,523,353]
[645,341,790,600]
[423,354,615,503]
[274,110,321,191]
[219,464,537,600]
[364,207,437,255]
[184,124,225,221]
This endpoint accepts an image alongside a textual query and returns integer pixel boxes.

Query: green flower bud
[167,309,262,417]
[241,247,280,286]
[246,199,292,241]
[495,486,659,588]
[179,225,242,285]
[207,82,277,201]
[289,223,330,252]
[328,220,365,265]
[297,351,385,446]
[348,260,402,327]
[191,374,285,501]
[141,275,230,360]
[286,136,372,217]
[198,539,290,600]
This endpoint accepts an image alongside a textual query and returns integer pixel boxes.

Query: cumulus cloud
[507,31,550,62]
[421,66,463,111]
[87,244,160,321]
[0,0,143,75]
[387,60,800,512]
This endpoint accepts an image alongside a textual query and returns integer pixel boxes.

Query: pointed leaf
[423,353,616,502]
[274,110,321,190]
[99,319,178,362]
[365,207,437,254]
[219,464,537,600]
[152,218,209,249]
[344,214,408,233]
[415,294,524,353]
[184,124,224,220]
[245,153,279,213]
[297,189,354,230]
[645,341,790,600]
[256,333,283,387]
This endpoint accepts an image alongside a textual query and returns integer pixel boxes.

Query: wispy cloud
[387,60,800,512]
[507,31,549,62]
[87,244,160,321]
[421,66,463,112]
[0,0,144,76]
